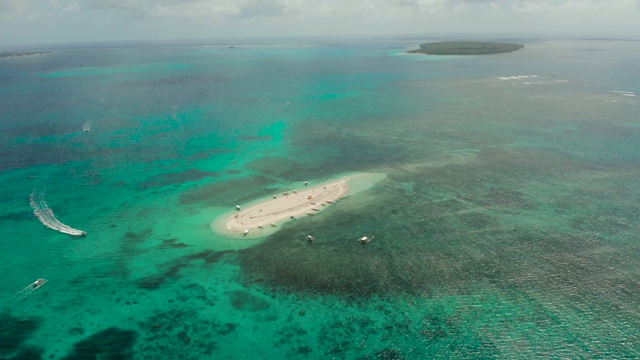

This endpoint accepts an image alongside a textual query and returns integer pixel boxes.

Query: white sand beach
[212,172,386,238]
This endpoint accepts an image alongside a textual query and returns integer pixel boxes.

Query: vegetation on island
[0,51,51,58]
[408,41,524,55]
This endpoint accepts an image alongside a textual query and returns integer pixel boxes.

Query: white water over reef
[29,189,86,236]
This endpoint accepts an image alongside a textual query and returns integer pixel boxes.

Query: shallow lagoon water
[1,38,640,358]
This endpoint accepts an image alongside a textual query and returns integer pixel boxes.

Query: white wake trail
[30,189,86,237]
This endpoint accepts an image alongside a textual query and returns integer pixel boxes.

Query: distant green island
[0,51,51,58]
[408,41,524,55]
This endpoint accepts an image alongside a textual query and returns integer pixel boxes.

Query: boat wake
[29,189,86,237]
[10,278,48,304]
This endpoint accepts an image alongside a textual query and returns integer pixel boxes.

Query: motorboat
[359,235,374,244]
[29,278,47,290]
[30,189,86,237]
[11,278,48,303]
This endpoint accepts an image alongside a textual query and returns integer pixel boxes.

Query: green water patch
[135,249,234,291]
[37,63,190,79]
[179,175,278,207]
[138,169,219,190]
[396,52,466,63]
[251,121,413,180]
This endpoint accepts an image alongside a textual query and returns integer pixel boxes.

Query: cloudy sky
[1,0,639,47]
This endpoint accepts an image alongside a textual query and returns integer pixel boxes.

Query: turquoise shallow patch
[38,63,190,78]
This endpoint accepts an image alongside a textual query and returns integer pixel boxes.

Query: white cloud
[0,0,638,46]
[85,0,142,10]
[63,3,80,12]
[513,0,639,14]
[0,0,33,13]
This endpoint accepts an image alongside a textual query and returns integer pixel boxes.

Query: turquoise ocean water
[1,38,640,358]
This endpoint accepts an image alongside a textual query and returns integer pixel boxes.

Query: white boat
[243,229,249,236]
[11,278,48,303]
[359,235,374,244]
[306,235,314,242]
[29,278,47,290]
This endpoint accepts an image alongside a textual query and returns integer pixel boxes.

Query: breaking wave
[30,189,86,237]
[497,75,539,80]
[611,90,636,97]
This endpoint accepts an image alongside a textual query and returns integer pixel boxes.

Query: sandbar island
[212,173,386,239]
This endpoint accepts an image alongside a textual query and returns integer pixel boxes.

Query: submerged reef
[61,327,137,360]
[0,313,44,359]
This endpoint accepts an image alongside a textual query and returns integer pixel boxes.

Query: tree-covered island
[408,41,524,55]
[0,51,51,58]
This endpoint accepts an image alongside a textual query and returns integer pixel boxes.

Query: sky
[0,0,639,47]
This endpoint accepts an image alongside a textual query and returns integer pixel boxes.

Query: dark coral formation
[136,250,232,290]
[61,327,137,360]
[136,309,236,359]
[0,313,44,359]
[237,144,640,314]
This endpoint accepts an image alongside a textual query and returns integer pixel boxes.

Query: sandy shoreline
[212,173,385,238]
